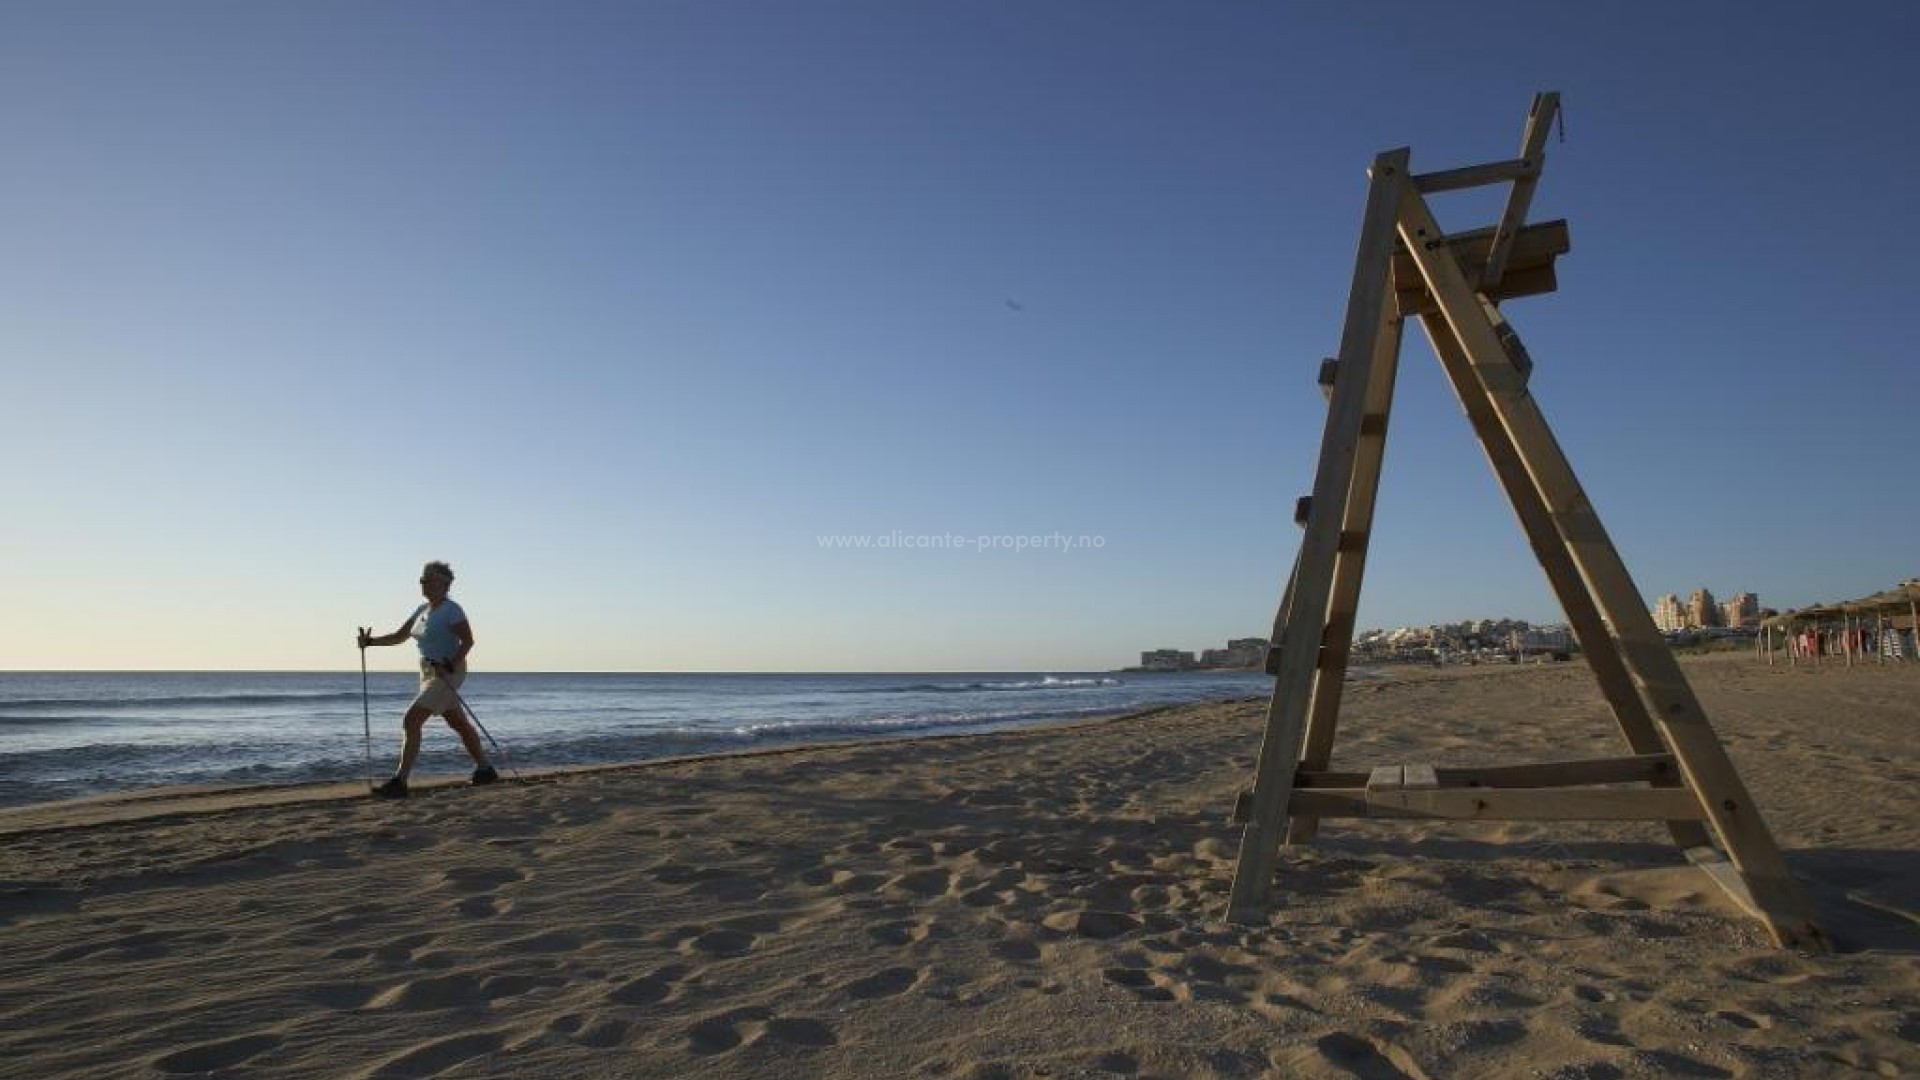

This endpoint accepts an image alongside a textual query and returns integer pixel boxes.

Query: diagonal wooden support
[1396,182,1826,952]
[1410,314,1711,852]
[1227,148,1408,924]
[1481,91,1559,290]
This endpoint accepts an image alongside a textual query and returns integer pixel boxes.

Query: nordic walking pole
[358,628,375,791]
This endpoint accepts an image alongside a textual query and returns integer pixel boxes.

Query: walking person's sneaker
[372,776,410,799]
[471,765,500,786]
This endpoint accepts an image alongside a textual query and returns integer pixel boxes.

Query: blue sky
[3,2,1915,671]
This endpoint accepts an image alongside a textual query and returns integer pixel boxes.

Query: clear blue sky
[3,2,1915,671]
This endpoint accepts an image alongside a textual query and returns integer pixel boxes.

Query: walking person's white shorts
[410,659,467,713]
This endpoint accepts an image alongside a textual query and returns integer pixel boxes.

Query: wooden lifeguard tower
[1226,93,1825,951]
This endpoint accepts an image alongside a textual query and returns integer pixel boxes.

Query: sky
[3,2,1916,672]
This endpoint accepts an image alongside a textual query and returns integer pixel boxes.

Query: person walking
[357,560,497,798]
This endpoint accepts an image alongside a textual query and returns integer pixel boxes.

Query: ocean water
[0,670,1279,808]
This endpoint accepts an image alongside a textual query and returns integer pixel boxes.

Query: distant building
[1140,649,1195,671]
[1688,588,1721,628]
[1508,626,1573,653]
[1653,594,1684,632]
[1202,638,1268,668]
[1721,592,1761,629]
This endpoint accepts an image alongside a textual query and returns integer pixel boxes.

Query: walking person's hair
[423,560,455,584]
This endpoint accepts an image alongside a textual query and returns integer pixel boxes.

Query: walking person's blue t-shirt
[410,600,466,663]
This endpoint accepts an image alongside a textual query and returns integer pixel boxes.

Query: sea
[0,669,1283,809]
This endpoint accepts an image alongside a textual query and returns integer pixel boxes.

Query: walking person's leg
[376,660,452,798]
[397,706,432,777]
[374,704,434,797]
[443,707,493,772]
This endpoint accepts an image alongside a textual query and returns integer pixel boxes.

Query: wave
[0,691,371,714]
[727,703,1122,742]
[835,676,1124,695]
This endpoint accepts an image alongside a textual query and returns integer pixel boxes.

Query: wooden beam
[1395,219,1570,276]
[1290,787,1707,822]
[1392,220,1568,315]
[1286,308,1406,846]
[1398,265,1557,316]
[1413,157,1539,194]
[1393,787,1706,821]
[1481,91,1560,289]
[1294,754,1681,790]
[1228,149,1409,925]
[1409,246,1711,856]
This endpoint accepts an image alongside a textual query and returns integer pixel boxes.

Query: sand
[1,654,1915,1079]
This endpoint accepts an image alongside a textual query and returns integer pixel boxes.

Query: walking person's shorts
[410,659,467,713]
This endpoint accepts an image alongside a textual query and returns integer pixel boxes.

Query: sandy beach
[2,655,1914,1079]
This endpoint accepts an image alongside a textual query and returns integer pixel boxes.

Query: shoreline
[0,697,1265,838]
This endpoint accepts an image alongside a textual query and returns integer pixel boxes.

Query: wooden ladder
[1225,93,1825,951]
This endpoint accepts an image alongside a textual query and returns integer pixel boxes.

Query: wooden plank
[1399,787,1706,821]
[1285,309,1406,846]
[1228,148,1409,925]
[1397,184,1826,952]
[1445,755,1678,788]
[1297,754,1680,790]
[1291,788,1706,822]
[1481,91,1560,289]
[1261,547,1303,676]
[1397,264,1556,316]
[1289,790,1411,819]
[1413,157,1538,194]
[1365,762,1439,811]
[1392,219,1569,286]
[1410,260,1712,854]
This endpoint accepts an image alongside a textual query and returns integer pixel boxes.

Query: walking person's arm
[449,619,474,668]
[358,618,416,649]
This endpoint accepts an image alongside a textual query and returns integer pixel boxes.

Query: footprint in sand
[1103,967,1170,998]
[372,973,486,1011]
[885,868,954,899]
[1311,1031,1431,1080]
[456,894,512,918]
[152,1033,283,1074]
[547,1012,632,1048]
[607,963,690,1006]
[684,928,757,957]
[365,1031,505,1079]
[685,1009,839,1055]
[842,966,922,1000]
[480,972,565,1000]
